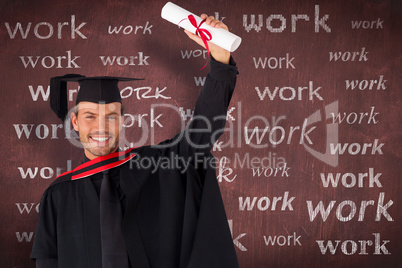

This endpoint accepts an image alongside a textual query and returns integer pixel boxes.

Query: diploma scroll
[161,2,242,52]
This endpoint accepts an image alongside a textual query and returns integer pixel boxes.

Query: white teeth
[92,137,109,142]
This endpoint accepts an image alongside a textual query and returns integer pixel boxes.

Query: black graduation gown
[31,57,239,268]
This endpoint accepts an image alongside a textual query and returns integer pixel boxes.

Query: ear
[71,112,79,132]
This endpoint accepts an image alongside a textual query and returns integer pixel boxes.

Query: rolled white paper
[161,2,242,52]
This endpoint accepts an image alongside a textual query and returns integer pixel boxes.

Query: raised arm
[159,14,238,160]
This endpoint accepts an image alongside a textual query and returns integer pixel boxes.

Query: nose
[97,116,108,133]
[95,104,109,133]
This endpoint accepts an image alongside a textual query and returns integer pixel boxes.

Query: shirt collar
[83,148,121,163]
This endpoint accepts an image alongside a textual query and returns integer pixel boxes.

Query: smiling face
[71,101,123,160]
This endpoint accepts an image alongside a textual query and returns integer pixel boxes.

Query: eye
[108,114,121,120]
[85,115,95,120]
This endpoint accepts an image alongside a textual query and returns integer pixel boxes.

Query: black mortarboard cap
[50,74,143,121]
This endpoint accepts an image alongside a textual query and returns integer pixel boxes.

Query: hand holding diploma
[184,14,231,64]
[161,2,242,65]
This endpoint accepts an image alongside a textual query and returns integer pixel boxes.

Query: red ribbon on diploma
[180,15,212,69]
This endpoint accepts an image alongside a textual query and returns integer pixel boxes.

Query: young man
[31,14,239,268]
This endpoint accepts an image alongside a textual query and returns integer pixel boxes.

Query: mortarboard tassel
[50,74,85,121]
